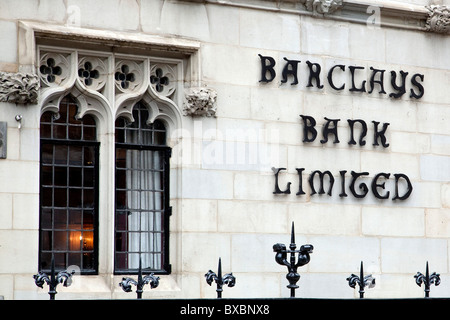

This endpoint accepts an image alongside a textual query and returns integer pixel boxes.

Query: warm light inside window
[69,230,94,251]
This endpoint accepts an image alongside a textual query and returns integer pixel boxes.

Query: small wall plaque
[0,122,7,159]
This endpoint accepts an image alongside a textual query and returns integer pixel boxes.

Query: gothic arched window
[114,102,171,274]
[39,95,99,274]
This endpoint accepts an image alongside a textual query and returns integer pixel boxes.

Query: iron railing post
[205,257,236,298]
[346,261,375,298]
[119,258,160,299]
[273,222,313,298]
[33,257,75,300]
[414,261,440,298]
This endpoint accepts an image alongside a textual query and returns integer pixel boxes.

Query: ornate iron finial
[346,261,376,299]
[205,257,236,298]
[273,222,314,298]
[414,261,441,298]
[33,257,75,300]
[119,258,160,299]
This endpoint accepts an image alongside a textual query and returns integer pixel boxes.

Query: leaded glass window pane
[114,103,171,274]
[39,96,99,274]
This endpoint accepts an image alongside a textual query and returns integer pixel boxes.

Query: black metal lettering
[347,119,367,146]
[393,173,413,200]
[368,67,386,94]
[349,66,366,92]
[389,70,408,98]
[339,170,348,197]
[257,55,425,100]
[309,170,335,196]
[295,168,306,195]
[272,167,291,194]
[258,54,276,83]
[349,171,369,198]
[327,64,345,91]
[281,57,301,85]
[320,117,340,144]
[306,61,324,88]
[372,121,390,148]
[410,73,425,99]
[300,115,317,142]
[371,172,390,199]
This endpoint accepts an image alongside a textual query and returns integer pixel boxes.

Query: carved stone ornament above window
[15,20,202,129]
[36,46,187,128]
[425,5,450,34]
[303,0,343,14]
[0,71,39,104]
[183,87,217,117]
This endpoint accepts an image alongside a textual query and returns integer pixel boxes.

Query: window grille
[114,102,171,274]
[39,95,99,274]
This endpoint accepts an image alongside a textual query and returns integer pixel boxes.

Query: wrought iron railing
[32,223,442,300]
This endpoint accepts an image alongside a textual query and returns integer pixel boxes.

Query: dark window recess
[39,58,62,83]
[150,68,170,93]
[115,64,135,89]
[39,95,99,274]
[114,103,171,275]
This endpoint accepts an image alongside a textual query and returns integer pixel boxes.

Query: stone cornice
[191,0,449,34]
[18,20,201,73]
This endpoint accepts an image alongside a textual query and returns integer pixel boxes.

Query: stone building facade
[0,0,448,300]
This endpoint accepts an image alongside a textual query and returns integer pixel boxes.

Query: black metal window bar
[39,95,99,274]
[205,258,236,298]
[114,102,171,275]
[273,222,314,298]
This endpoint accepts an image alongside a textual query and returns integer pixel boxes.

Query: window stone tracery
[77,57,106,91]
[150,64,176,99]
[37,47,187,128]
[38,52,71,88]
